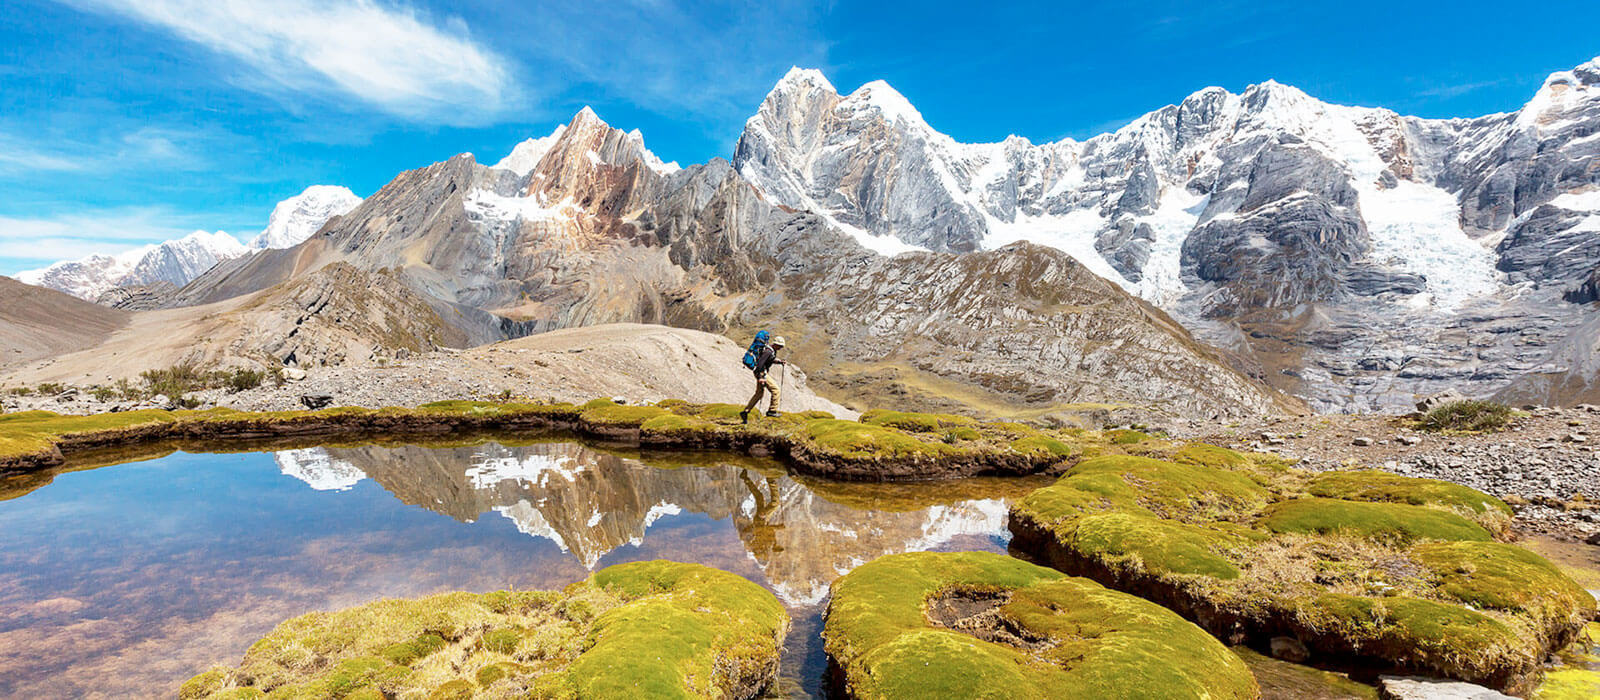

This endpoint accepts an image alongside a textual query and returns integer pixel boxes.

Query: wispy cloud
[511,0,828,124]
[0,127,210,175]
[67,0,514,125]
[1416,79,1505,99]
[0,208,216,272]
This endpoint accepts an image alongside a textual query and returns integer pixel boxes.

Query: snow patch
[463,189,574,224]
[1360,180,1500,307]
[465,451,585,489]
[982,209,1134,289]
[492,125,567,176]
[274,448,367,491]
[1134,191,1210,305]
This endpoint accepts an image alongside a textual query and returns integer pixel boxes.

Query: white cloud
[70,0,514,124]
[0,209,205,271]
[513,1,828,123]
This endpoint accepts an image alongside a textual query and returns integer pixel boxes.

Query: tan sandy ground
[3,323,855,418]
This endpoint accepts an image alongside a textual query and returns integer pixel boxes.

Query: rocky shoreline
[1181,406,1600,542]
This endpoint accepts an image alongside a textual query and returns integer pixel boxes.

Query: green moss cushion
[1010,456,1595,693]
[181,561,787,700]
[823,551,1258,700]
[1,403,1147,482]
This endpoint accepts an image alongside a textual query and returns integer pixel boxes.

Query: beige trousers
[744,376,780,413]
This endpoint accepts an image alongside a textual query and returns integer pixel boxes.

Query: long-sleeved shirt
[752,345,782,378]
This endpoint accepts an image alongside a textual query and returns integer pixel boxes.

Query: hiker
[740,335,786,423]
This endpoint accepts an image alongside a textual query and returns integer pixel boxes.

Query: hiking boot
[765,410,781,418]
[739,410,750,424]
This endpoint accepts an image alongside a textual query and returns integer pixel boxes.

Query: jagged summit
[491,108,680,179]
[774,66,837,94]
[249,185,362,250]
[735,55,1600,411]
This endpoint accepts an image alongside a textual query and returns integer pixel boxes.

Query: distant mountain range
[16,185,360,300]
[7,56,1599,416]
[733,60,1600,410]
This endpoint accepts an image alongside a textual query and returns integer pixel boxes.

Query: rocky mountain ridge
[734,59,1600,411]
[18,58,1600,417]
[80,107,1294,420]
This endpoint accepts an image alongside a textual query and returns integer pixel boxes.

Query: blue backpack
[742,330,771,370]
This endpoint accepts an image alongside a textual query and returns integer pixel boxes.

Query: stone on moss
[824,551,1258,700]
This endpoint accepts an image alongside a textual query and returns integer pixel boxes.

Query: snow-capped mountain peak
[249,185,363,250]
[493,124,569,176]
[775,66,837,95]
[15,230,245,301]
[842,79,928,127]
[17,186,359,300]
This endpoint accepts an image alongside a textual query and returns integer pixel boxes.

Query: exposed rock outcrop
[157,109,1295,420]
[733,60,1600,412]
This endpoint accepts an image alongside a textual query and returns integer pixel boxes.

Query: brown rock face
[0,276,129,368]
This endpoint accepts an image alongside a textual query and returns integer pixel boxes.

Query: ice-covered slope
[248,185,363,250]
[735,60,1600,410]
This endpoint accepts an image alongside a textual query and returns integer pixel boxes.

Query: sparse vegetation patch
[1414,400,1516,433]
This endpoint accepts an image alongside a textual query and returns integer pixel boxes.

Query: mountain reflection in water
[0,440,1047,698]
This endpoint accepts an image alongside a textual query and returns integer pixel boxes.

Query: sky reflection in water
[0,440,1045,698]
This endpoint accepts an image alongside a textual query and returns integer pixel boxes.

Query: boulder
[299,394,333,410]
[181,561,787,699]
[1378,676,1513,700]
[823,551,1257,700]
[280,367,307,382]
[1269,636,1310,663]
[1417,391,1470,413]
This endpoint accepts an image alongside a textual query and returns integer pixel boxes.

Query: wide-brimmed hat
[771,335,787,347]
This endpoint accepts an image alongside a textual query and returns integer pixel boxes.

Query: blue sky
[2,0,1598,275]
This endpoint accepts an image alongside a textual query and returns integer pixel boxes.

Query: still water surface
[0,439,1046,698]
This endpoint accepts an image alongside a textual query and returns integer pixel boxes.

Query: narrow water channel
[0,438,1047,698]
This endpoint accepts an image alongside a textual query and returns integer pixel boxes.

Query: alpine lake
[2,430,1471,699]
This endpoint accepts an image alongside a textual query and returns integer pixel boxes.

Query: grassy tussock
[1415,400,1515,433]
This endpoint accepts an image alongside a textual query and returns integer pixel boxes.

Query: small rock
[1398,435,1422,446]
[1352,437,1374,447]
[1566,434,1589,444]
[281,367,308,382]
[1378,675,1512,700]
[1587,531,1600,546]
[1415,390,1467,413]
[1268,636,1309,663]
[300,394,334,410]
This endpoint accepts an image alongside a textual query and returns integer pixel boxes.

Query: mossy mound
[823,551,1258,700]
[1534,622,1600,700]
[0,402,1165,482]
[182,561,787,700]
[1010,457,1595,692]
